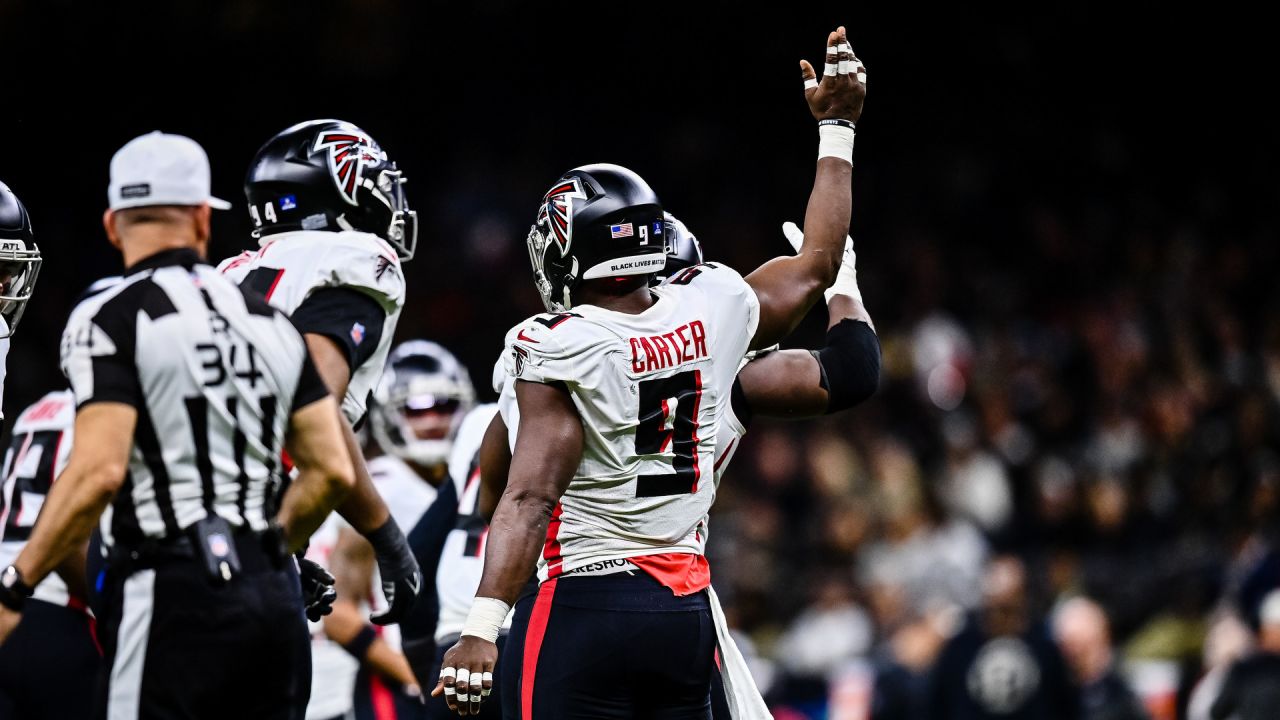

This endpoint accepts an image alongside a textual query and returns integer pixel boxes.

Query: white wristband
[818,123,855,164]
[460,597,511,644]
[826,244,863,304]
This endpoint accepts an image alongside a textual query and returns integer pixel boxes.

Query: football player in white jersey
[0,391,100,718]
[306,341,476,720]
[437,26,867,718]
[0,181,43,435]
[219,120,423,625]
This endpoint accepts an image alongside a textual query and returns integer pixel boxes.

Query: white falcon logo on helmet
[313,130,386,206]
[536,177,587,255]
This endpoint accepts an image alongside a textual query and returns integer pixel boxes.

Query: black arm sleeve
[291,349,331,413]
[290,287,387,373]
[812,319,881,413]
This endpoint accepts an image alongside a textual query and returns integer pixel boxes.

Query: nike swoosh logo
[517,330,539,344]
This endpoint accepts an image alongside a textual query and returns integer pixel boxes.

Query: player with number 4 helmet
[219,120,423,632]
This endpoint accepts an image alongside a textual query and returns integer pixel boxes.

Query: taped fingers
[838,42,852,75]
[824,39,839,76]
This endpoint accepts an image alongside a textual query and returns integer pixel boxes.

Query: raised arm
[745,26,866,350]
[433,379,583,715]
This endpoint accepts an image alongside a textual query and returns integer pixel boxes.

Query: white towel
[707,585,773,720]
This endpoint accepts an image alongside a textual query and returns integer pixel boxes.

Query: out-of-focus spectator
[775,575,873,679]
[927,556,1078,720]
[1053,596,1149,720]
[1186,612,1252,720]
[1210,589,1280,720]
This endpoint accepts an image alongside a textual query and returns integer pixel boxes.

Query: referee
[0,132,357,718]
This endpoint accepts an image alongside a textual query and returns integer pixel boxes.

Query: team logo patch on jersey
[374,255,394,281]
[351,322,366,345]
[536,177,587,255]
[313,131,386,206]
[512,345,530,377]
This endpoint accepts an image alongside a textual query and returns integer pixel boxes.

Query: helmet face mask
[0,242,41,338]
[370,341,476,467]
[525,165,667,312]
[0,182,38,339]
[245,120,417,260]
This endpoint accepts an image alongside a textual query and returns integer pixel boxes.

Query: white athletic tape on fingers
[857,72,867,83]
[444,686,457,697]
[456,669,471,686]
[838,58,850,74]
[804,77,819,90]
[824,62,838,76]
[839,43,852,55]
[481,688,493,698]
[483,672,494,685]
[458,693,471,703]
[441,667,457,680]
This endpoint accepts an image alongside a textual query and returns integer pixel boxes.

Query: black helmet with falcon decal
[244,119,417,260]
[525,163,667,312]
[0,180,40,338]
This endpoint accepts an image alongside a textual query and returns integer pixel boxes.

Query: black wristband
[0,565,33,612]
[341,624,379,661]
[813,319,881,413]
[366,517,411,561]
[819,118,856,130]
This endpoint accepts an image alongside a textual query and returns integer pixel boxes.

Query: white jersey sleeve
[0,390,76,606]
[218,230,405,423]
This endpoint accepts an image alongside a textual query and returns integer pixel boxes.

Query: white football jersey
[303,514,358,720]
[434,403,511,643]
[217,229,405,424]
[0,390,76,606]
[499,263,759,582]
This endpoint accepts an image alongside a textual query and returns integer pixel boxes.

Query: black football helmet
[526,164,666,312]
[651,212,704,285]
[0,181,40,339]
[244,119,417,259]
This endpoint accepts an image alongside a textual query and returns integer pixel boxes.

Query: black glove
[297,556,337,623]
[366,518,422,625]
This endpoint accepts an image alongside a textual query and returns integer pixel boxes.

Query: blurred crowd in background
[3,2,1276,719]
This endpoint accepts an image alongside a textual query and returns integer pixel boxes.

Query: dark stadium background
[3,2,1276,718]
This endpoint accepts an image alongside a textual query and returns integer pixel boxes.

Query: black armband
[812,319,880,413]
[341,624,379,661]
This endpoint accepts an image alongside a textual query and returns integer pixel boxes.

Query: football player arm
[304,332,394,534]
[477,412,512,522]
[744,27,865,350]
[304,327,422,624]
[435,380,582,713]
[736,295,880,418]
[324,526,421,692]
[0,403,134,641]
[278,395,356,552]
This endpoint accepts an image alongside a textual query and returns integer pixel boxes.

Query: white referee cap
[108,131,232,211]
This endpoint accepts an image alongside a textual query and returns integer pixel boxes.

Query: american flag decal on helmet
[313,131,384,206]
[537,177,587,255]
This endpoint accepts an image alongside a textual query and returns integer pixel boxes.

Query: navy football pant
[500,572,715,720]
[0,598,100,719]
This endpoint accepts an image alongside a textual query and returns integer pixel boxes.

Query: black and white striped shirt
[59,248,328,551]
